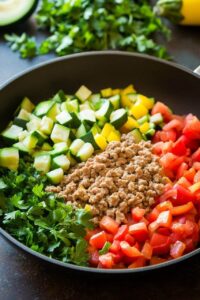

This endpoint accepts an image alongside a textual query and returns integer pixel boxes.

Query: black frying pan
[0,51,200,274]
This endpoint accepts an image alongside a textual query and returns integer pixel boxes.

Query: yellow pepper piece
[139,122,150,134]
[181,0,200,25]
[112,89,121,96]
[122,84,136,95]
[137,94,154,110]
[107,131,121,142]
[120,117,139,133]
[189,182,200,193]
[121,85,136,108]
[101,123,115,138]
[94,134,108,150]
[101,88,113,98]
[131,104,148,119]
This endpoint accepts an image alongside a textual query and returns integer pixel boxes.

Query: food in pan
[0,84,200,269]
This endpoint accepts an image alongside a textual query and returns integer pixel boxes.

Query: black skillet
[0,51,199,274]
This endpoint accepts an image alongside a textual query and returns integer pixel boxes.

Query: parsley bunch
[5,0,170,59]
[0,160,93,266]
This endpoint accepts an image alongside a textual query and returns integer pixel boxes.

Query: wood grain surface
[0,14,200,300]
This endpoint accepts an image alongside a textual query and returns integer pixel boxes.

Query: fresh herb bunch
[0,159,93,266]
[5,0,170,59]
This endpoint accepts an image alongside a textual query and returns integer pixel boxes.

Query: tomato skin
[177,177,191,189]
[89,250,100,267]
[129,222,149,242]
[128,257,146,269]
[192,148,200,162]
[109,240,121,254]
[150,233,171,255]
[124,233,135,246]
[173,185,196,205]
[131,207,145,222]
[99,253,115,268]
[171,202,194,216]
[183,168,196,182]
[163,119,184,132]
[89,231,107,249]
[183,116,200,140]
[176,163,188,179]
[114,225,128,241]
[120,241,143,258]
[146,208,160,223]
[150,256,167,265]
[160,130,177,142]
[170,241,186,259]
[141,242,153,260]
[171,138,187,156]
[99,216,119,234]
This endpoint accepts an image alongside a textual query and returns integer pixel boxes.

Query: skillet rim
[0,50,199,274]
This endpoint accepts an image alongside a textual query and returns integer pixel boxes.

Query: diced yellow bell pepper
[137,94,154,110]
[101,123,115,138]
[130,104,148,119]
[120,117,139,133]
[112,89,121,96]
[107,131,121,142]
[122,84,136,95]
[94,134,108,150]
[101,88,113,98]
[189,182,200,193]
[139,122,150,134]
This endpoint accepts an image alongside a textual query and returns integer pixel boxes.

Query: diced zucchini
[13,118,28,129]
[95,101,114,122]
[89,94,102,110]
[49,142,68,157]
[130,129,144,143]
[51,124,70,143]
[13,142,29,153]
[69,129,76,141]
[76,123,89,139]
[31,130,48,145]
[34,154,51,173]
[146,128,156,138]
[34,100,55,117]
[56,111,80,128]
[150,113,163,125]
[41,142,53,151]
[22,133,38,149]
[0,147,19,170]
[52,90,66,103]
[1,125,23,144]
[138,115,149,125]
[81,131,99,150]
[77,143,94,162]
[69,139,85,156]
[94,134,107,150]
[126,93,138,104]
[79,109,96,126]
[40,116,54,135]
[47,168,64,184]
[20,97,35,112]
[46,103,61,121]
[80,102,91,111]
[108,95,120,110]
[14,108,30,128]
[26,118,41,132]
[63,99,79,113]
[75,85,92,102]
[52,155,70,171]
[18,130,29,142]
[66,151,77,166]
[91,124,101,136]
[110,108,128,129]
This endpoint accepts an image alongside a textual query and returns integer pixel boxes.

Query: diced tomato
[184,168,196,182]
[128,257,146,268]
[192,148,200,162]
[120,241,143,258]
[183,115,200,140]
[163,119,184,132]
[150,256,167,265]
[157,227,171,236]
[109,240,121,254]
[99,216,119,234]
[150,233,171,255]
[124,233,135,246]
[194,170,200,183]
[176,163,188,179]
[89,231,107,249]
[156,210,172,228]
[159,188,177,203]
[184,238,195,253]
[151,102,172,122]
[170,241,186,259]
[173,185,196,205]
[85,228,101,241]
[177,177,191,189]
[106,233,114,243]
[171,202,194,216]
[171,138,187,156]
[131,207,145,222]
[129,222,148,242]
[146,208,160,223]
[156,201,173,212]
[89,250,100,267]
[193,162,200,171]
[152,141,164,155]
[141,242,153,260]
[114,225,128,241]
[99,253,115,268]
[160,153,184,171]
[160,130,177,142]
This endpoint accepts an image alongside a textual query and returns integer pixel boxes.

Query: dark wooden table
[0,16,200,300]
